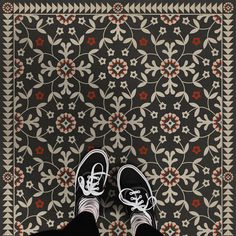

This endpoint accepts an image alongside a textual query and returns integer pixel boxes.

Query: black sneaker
[74,149,109,216]
[117,164,157,227]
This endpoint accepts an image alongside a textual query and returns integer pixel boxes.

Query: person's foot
[74,149,109,220]
[117,164,157,232]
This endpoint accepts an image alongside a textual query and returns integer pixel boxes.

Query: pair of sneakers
[75,149,157,234]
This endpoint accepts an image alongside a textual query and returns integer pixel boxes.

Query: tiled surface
[1,1,235,236]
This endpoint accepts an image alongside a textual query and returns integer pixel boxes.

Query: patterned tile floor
[1,1,235,236]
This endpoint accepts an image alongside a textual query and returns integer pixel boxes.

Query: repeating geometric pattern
[0,1,234,236]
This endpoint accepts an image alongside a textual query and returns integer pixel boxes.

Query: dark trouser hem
[32,212,99,236]
[135,223,163,236]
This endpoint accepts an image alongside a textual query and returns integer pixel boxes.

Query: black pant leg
[32,212,99,236]
[61,212,100,236]
[32,230,62,236]
[135,223,163,236]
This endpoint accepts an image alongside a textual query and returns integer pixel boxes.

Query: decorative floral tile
[1,1,235,236]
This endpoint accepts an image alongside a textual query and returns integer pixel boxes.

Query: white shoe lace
[119,188,157,217]
[78,163,108,197]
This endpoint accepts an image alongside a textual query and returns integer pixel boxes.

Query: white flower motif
[203,167,210,175]
[182,17,190,25]
[202,58,210,66]
[99,72,106,80]
[16,190,24,197]
[56,211,64,219]
[68,27,76,35]
[78,17,85,25]
[151,17,158,25]
[26,166,33,174]
[151,126,158,134]
[56,136,64,144]
[213,81,220,89]
[68,211,75,218]
[109,156,116,164]
[99,57,106,65]
[150,111,158,119]
[16,156,24,164]
[130,58,138,66]
[182,126,189,133]
[120,156,127,163]
[159,102,166,110]
[173,102,181,110]
[46,17,54,25]
[26,72,33,80]
[18,48,25,56]
[173,211,181,219]
[68,102,76,110]
[159,27,166,35]
[130,71,137,79]
[213,190,220,197]
[26,57,33,65]
[173,27,181,35]
[213,156,220,164]
[16,81,24,89]
[56,27,64,35]
[211,48,219,56]
[182,219,190,227]
[56,103,64,110]
[120,81,128,89]
[47,126,54,134]
[47,111,54,119]
[159,135,167,143]
[68,136,76,143]
[122,48,129,56]
[47,220,54,227]
[26,181,33,189]
[203,179,210,187]
[182,111,189,119]
[203,71,210,78]
[78,126,85,134]
[78,111,85,119]
[108,81,116,89]
[159,211,167,218]
[174,135,181,143]
[107,48,115,56]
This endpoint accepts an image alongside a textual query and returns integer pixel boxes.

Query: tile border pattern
[1,2,234,235]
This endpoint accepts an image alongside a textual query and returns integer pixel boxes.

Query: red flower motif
[87,91,96,100]
[35,146,44,155]
[139,146,148,156]
[192,199,201,208]
[87,37,96,46]
[192,145,201,155]
[35,91,44,101]
[138,91,148,101]
[139,37,148,46]
[87,144,94,152]
[35,37,44,47]
[192,91,201,100]
[192,37,201,46]
[35,199,44,209]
